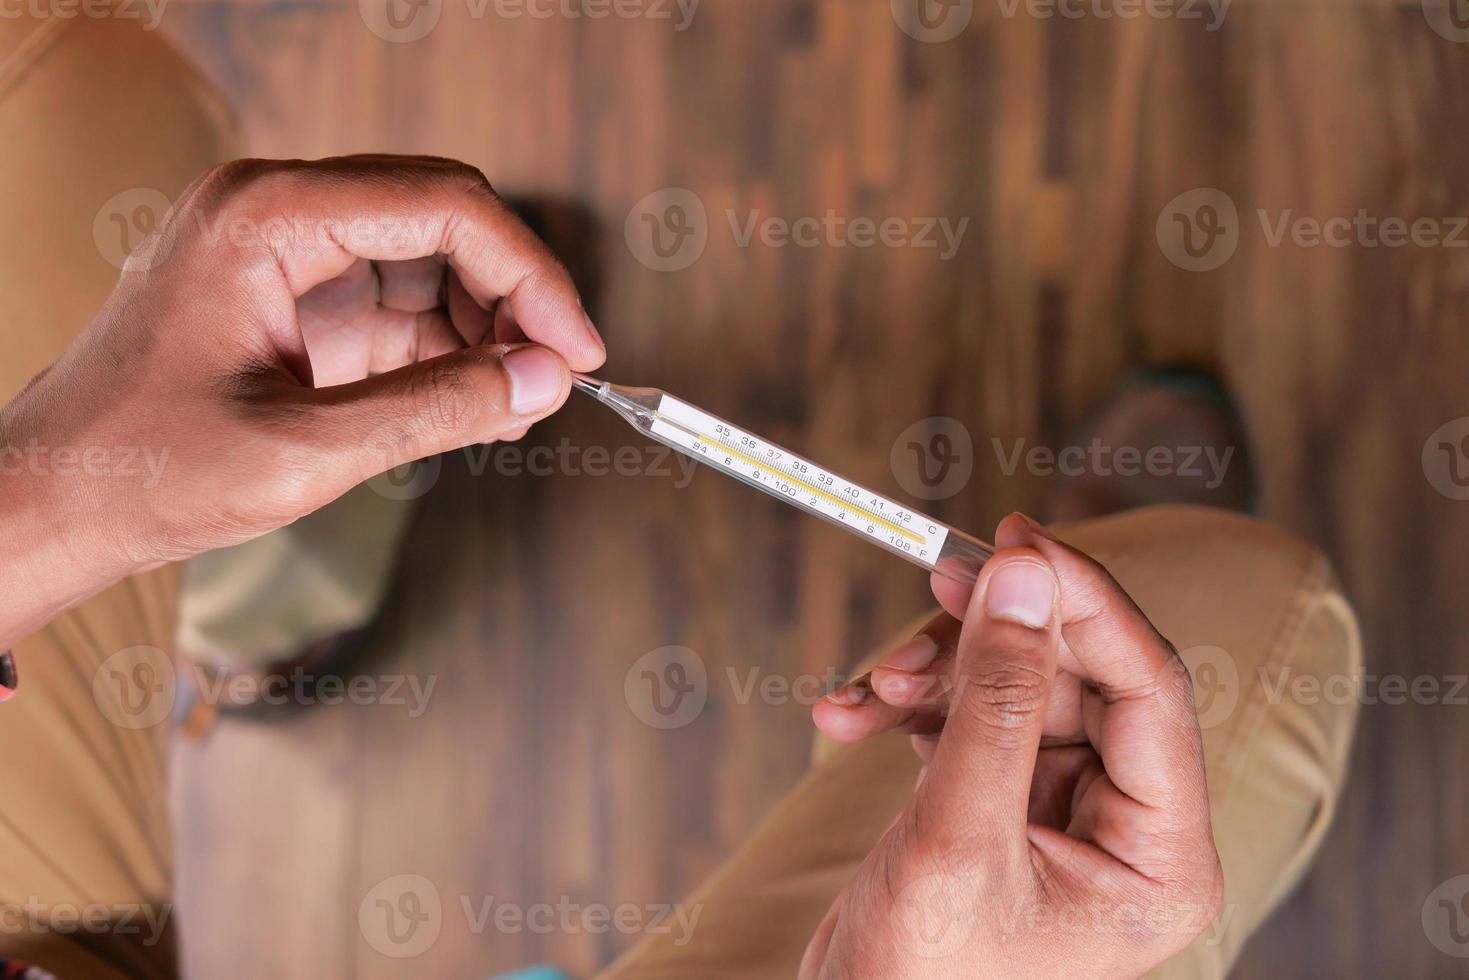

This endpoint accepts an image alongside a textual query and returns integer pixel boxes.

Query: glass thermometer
[573,375,994,588]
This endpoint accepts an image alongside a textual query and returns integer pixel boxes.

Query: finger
[911,549,1060,849]
[1028,745,1102,829]
[376,255,446,313]
[812,675,915,743]
[868,617,959,709]
[994,512,1208,815]
[446,268,493,346]
[869,615,1086,745]
[303,342,570,490]
[206,156,606,372]
[365,309,466,375]
[494,293,529,347]
[929,570,971,621]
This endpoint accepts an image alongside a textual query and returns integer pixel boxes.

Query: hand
[804,514,1222,979]
[0,156,604,647]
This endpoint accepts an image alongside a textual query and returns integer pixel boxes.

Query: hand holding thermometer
[573,375,994,588]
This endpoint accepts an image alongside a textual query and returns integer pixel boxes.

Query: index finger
[194,156,606,372]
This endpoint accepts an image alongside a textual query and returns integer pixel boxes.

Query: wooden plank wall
[160,2,1469,976]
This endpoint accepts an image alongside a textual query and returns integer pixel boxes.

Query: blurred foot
[1041,365,1255,523]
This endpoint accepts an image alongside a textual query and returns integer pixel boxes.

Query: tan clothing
[0,19,1360,980]
[599,505,1360,979]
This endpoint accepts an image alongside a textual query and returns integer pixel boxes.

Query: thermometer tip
[571,373,604,397]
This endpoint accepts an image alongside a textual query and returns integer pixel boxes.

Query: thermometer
[573,375,993,587]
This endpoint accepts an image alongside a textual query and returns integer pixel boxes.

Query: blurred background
[59,0,1469,975]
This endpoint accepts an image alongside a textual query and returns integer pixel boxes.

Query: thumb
[310,343,571,487]
[912,549,1060,851]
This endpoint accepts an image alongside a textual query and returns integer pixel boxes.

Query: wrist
[0,409,142,648]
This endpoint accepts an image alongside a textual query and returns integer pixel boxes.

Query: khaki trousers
[599,505,1360,979]
[0,19,1360,979]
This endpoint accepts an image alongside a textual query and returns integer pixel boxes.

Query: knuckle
[444,162,504,208]
[262,445,326,514]
[413,359,485,434]
[957,659,1049,741]
[201,158,287,207]
[1158,645,1203,713]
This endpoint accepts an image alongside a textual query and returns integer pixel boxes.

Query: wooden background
[158,2,1469,977]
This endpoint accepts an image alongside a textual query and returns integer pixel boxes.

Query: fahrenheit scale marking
[649,394,950,567]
